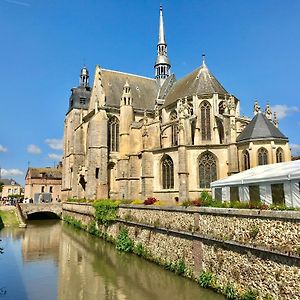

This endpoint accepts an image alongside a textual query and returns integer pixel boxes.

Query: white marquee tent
[211,160,300,207]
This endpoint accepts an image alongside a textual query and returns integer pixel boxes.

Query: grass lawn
[0,210,19,227]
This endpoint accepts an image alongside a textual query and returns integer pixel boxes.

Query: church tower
[154,5,171,87]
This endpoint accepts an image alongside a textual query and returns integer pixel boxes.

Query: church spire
[154,5,171,86]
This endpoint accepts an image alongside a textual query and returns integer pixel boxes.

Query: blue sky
[1,0,300,186]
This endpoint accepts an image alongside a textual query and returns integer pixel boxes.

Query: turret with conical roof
[154,5,171,86]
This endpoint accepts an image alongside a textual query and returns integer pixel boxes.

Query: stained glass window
[199,152,217,188]
[108,116,119,152]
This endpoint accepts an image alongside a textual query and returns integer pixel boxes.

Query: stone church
[61,6,291,202]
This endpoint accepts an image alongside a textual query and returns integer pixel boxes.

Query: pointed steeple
[154,5,171,86]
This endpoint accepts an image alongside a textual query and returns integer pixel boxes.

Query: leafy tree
[0,182,3,193]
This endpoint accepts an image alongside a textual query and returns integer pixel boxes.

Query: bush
[164,259,186,275]
[144,197,157,205]
[240,289,258,300]
[224,284,238,300]
[93,200,119,226]
[63,215,84,229]
[133,243,149,258]
[198,271,216,288]
[116,229,134,252]
[87,221,100,236]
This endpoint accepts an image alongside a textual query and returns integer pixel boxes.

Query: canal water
[0,220,224,300]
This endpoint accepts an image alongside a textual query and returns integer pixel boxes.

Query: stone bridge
[18,203,62,220]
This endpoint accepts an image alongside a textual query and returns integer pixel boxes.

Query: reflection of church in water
[62,6,291,202]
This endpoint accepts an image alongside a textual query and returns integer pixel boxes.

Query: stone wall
[62,203,300,300]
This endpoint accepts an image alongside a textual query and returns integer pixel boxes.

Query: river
[0,220,224,300]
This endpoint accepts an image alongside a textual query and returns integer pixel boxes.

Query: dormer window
[80,97,86,105]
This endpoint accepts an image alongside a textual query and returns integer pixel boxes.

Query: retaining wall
[62,203,300,300]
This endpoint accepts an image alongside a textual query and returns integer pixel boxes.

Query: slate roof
[236,112,288,143]
[0,179,20,186]
[69,85,91,112]
[101,69,159,111]
[27,167,62,179]
[164,63,228,107]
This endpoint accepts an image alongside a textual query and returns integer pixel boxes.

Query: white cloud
[271,105,299,120]
[290,144,300,156]
[45,138,63,150]
[48,153,62,161]
[27,144,41,154]
[0,144,7,152]
[1,168,24,177]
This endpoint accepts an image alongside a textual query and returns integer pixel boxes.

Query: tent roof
[211,160,300,187]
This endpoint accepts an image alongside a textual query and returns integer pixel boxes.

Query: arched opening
[199,152,217,188]
[27,212,60,220]
[108,116,119,152]
[218,101,225,115]
[257,148,268,165]
[200,101,211,141]
[216,119,224,144]
[161,155,174,189]
[242,150,250,170]
[276,148,284,163]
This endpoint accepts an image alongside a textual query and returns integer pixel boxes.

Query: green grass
[0,210,19,227]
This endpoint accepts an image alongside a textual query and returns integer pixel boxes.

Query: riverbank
[62,201,300,300]
[0,206,20,227]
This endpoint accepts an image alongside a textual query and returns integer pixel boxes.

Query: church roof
[163,63,228,107]
[236,112,288,143]
[101,69,158,111]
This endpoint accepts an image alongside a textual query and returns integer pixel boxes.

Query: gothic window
[257,148,268,165]
[170,110,178,146]
[199,152,217,188]
[162,155,174,189]
[242,150,250,170]
[276,148,284,163]
[200,101,211,141]
[108,116,119,152]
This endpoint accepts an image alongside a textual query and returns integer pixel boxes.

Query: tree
[0,182,3,193]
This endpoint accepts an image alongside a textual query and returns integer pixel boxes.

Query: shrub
[224,284,238,300]
[116,229,134,252]
[133,243,149,258]
[164,259,186,275]
[144,197,157,205]
[87,221,100,236]
[131,199,144,205]
[63,215,84,229]
[198,271,216,288]
[249,226,259,239]
[93,200,119,226]
[240,289,258,300]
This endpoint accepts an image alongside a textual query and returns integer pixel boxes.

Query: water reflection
[0,221,224,300]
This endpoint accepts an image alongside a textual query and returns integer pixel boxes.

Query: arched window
[108,116,119,152]
[276,148,284,163]
[170,110,178,146]
[199,152,217,188]
[162,155,174,189]
[257,148,268,165]
[200,101,211,141]
[242,150,250,170]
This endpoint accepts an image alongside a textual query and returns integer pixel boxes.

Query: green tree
[0,182,3,193]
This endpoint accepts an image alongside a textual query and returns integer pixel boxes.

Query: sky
[1,0,300,186]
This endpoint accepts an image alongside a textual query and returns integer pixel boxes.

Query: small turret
[121,80,132,106]
[80,65,89,87]
[253,100,260,115]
